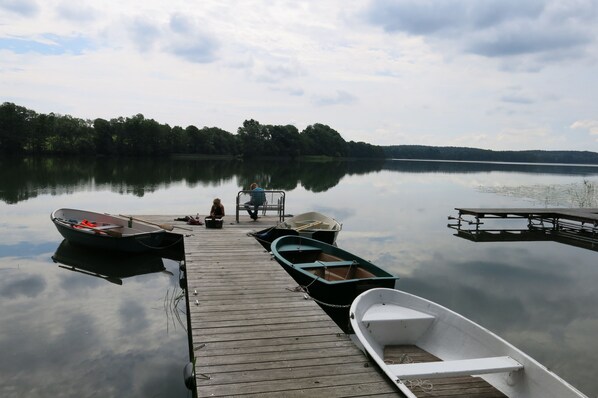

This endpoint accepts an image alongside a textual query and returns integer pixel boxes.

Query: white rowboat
[350,288,587,398]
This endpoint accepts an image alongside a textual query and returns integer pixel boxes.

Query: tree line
[385,145,598,165]
[2,102,597,164]
[0,102,385,158]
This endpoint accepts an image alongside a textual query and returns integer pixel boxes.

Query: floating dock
[449,207,598,251]
[145,215,399,397]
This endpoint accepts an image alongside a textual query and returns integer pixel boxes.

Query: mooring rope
[288,283,352,308]
[386,355,434,394]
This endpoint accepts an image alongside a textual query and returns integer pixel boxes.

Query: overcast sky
[1,0,597,151]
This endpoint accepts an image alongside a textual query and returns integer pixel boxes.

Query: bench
[236,190,286,223]
[388,356,523,379]
[276,245,322,254]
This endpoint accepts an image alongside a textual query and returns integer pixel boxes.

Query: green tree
[93,118,114,155]
[301,123,348,157]
[238,119,270,157]
[0,102,32,154]
[269,125,301,158]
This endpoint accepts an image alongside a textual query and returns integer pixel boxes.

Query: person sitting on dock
[244,183,265,221]
[209,198,225,219]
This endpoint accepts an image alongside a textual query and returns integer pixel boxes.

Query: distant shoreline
[390,158,598,168]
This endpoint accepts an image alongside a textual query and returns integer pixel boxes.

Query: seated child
[209,198,225,219]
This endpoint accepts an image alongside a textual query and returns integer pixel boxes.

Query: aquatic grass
[478,179,598,207]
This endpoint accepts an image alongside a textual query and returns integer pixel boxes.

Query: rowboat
[51,208,171,253]
[349,288,588,398]
[252,211,342,250]
[52,239,169,285]
[270,236,399,332]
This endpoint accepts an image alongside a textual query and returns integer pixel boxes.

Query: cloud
[128,17,161,52]
[312,90,357,106]
[169,38,218,63]
[571,120,598,135]
[500,94,534,105]
[55,2,97,22]
[0,275,46,298]
[364,0,597,64]
[0,0,39,16]
[126,14,219,63]
[166,14,219,63]
[365,0,546,35]
[466,23,591,57]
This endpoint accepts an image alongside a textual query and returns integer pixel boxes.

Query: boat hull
[51,208,169,253]
[253,211,342,250]
[271,236,398,333]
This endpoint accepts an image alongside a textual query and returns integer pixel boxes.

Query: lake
[1,157,597,397]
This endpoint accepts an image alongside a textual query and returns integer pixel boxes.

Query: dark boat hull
[51,208,173,253]
[54,221,166,253]
[271,236,399,333]
[253,227,339,250]
[252,211,341,250]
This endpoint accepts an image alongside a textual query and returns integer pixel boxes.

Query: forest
[0,102,384,158]
[1,102,597,164]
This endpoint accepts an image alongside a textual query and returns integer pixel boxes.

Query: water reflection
[2,158,598,397]
[0,243,189,398]
[0,157,387,204]
[52,240,171,285]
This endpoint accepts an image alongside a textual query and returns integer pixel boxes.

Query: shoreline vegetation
[2,102,598,164]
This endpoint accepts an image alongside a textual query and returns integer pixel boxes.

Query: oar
[293,220,323,231]
[56,218,123,238]
[58,265,123,285]
[119,215,192,231]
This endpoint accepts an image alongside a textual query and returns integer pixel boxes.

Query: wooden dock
[449,207,598,251]
[146,215,400,397]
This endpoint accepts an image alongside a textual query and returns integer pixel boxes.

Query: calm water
[1,157,598,397]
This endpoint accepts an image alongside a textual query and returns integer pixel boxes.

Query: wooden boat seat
[388,356,523,379]
[276,244,322,254]
[362,304,436,341]
[314,260,356,267]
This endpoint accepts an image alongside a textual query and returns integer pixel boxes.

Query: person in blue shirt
[244,182,265,220]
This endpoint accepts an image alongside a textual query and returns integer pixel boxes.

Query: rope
[387,355,434,394]
[288,283,352,308]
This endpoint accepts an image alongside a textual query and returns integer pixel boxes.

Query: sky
[1,0,597,151]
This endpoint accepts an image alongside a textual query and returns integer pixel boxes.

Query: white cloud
[571,120,598,135]
[0,0,39,16]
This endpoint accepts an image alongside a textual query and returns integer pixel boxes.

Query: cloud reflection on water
[0,251,188,398]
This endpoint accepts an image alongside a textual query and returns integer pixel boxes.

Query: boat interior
[303,264,376,281]
[276,245,331,263]
[277,246,378,281]
[358,301,521,398]
[383,345,508,398]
